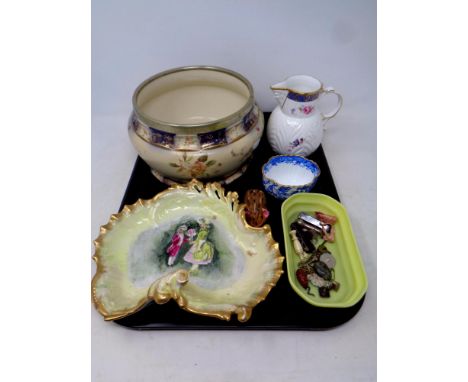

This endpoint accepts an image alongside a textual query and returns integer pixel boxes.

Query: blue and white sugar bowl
[262,156,321,200]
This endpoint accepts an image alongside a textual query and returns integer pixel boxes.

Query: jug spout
[272,81,287,89]
[271,82,289,108]
[271,75,325,109]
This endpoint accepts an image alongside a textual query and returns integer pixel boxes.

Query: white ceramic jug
[266,75,343,156]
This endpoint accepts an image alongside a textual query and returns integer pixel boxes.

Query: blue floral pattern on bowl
[262,156,320,200]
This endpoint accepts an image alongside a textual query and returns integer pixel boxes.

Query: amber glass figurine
[244,189,269,227]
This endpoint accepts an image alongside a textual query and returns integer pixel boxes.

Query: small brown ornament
[244,189,269,227]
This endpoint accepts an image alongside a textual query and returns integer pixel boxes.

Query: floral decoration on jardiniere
[170,153,217,178]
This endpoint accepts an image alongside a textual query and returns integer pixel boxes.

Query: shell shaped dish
[281,193,367,308]
[92,180,284,322]
[262,155,320,200]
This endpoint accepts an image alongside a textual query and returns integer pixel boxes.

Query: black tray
[114,112,365,330]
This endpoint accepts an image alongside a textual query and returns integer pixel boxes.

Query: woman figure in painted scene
[183,219,214,271]
[166,225,188,266]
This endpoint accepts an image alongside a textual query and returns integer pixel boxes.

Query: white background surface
[92,1,376,381]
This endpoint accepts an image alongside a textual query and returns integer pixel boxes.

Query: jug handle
[321,87,343,129]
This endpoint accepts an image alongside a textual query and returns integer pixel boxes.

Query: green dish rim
[281,193,368,308]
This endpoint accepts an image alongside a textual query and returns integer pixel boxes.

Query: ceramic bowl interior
[135,67,252,126]
[263,156,320,187]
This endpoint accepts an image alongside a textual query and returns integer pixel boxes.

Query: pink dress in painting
[166,227,188,266]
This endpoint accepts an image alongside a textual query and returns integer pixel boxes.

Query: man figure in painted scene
[166,225,188,266]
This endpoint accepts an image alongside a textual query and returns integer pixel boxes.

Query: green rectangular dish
[281,193,368,308]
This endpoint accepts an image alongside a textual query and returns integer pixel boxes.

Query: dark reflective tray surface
[114,113,365,330]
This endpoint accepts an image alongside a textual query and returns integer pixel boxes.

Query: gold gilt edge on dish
[91,179,284,322]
